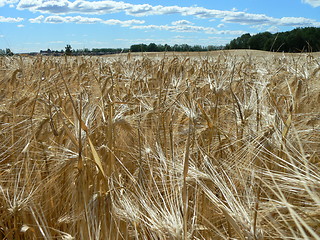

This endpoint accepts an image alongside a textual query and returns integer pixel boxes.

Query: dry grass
[0,50,319,239]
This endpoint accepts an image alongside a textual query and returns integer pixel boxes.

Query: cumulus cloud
[131,24,205,33]
[103,19,144,26]
[17,0,128,14]
[278,17,320,27]
[29,15,44,23]
[172,20,194,25]
[15,0,320,28]
[0,0,18,7]
[131,23,246,35]
[18,0,70,13]
[267,26,280,33]
[222,13,274,25]
[31,15,145,26]
[302,0,320,7]
[223,12,320,27]
[17,24,24,27]
[0,16,24,22]
[44,15,102,23]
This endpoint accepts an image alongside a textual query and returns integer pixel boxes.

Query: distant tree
[163,44,172,51]
[208,45,224,51]
[130,44,148,52]
[248,32,272,50]
[226,33,251,49]
[155,44,164,51]
[130,44,139,52]
[147,43,158,52]
[65,44,72,56]
[0,49,5,55]
[207,45,216,51]
[180,44,190,51]
[240,33,252,49]
[172,44,180,51]
[129,43,211,52]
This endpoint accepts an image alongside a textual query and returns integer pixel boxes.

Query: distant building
[40,49,63,56]
[40,49,52,56]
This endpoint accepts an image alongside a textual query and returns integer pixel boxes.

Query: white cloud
[278,17,320,27]
[17,0,130,14]
[172,20,194,25]
[0,16,24,23]
[223,13,320,27]
[267,26,280,33]
[14,0,320,28]
[39,15,144,26]
[250,24,266,31]
[0,0,18,7]
[103,19,144,26]
[302,0,320,7]
[125,3,154,16]
[131,23,246,35]
[17,0,42,9]
[217,23,224,28]
[17,24,24,27]
[44,15,102,24]
[115,37,169,44]
[29,15,44,23]
[222,13,274,25]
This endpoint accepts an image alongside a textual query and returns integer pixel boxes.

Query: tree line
[2,27,319,56]
[226,27,320,52]
[35,44,224,56]
[82,44,223,54]
[129,43,223,52]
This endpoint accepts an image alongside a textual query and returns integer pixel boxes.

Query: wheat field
[0,50,319,239]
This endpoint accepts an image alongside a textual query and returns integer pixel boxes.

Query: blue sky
[0,0,320,52]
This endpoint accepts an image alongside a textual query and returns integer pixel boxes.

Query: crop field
[0,50,319,239]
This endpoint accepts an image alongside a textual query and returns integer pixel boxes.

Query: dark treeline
[32,44,222,56]
[88,43,223,54]
[226,27,320,52]
[63,43,223,56]
[129,43,223,52]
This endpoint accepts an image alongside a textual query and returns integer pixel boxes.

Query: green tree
[226,33,251,49]
[147,43,158,52]
[163,44,172,51]
[130,44,147,52]
[192,45,204,51]
[247,32,272,50]
[65,44,72,56]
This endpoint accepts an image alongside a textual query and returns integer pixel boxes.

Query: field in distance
[0,50,319,239]
[111,49,320,58]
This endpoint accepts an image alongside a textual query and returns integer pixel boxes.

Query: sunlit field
[0,50,319,239]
